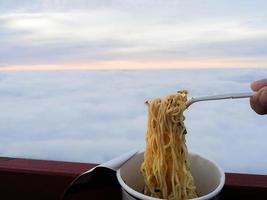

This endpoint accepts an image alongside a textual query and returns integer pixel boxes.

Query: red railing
[1,157,267,200]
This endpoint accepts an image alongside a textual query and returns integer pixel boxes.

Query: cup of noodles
[117,152,225,200]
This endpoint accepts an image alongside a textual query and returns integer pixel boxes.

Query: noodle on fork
[141,90,197,200]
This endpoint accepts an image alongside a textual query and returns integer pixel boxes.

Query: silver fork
[186,92,254,108]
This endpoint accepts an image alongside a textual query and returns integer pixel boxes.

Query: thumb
[250,87,267,115]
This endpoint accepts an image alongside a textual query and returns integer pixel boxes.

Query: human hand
[250,79,267,115]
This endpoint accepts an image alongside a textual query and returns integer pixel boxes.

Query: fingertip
[250,81,257,91]
[259,87,267,106]
[250,88,267,115]
[251,79,267,91]
[250,94,257,111]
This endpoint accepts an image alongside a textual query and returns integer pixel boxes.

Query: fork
[186,92,254,108]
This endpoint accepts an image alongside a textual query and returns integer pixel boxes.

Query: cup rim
[116,151,225,200]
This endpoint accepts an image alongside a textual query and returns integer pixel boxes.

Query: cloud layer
[0,69,267,175]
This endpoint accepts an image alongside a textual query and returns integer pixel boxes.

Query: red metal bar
[0,157,96,176]
[225,173,267,188]
[0,157,96,200]
[1,156,267,200]
[220,173,267,199]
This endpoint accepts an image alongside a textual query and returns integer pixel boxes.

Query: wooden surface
[1,156,267,200]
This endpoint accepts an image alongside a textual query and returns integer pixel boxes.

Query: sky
[0,0,267,177]
[0,69,267,175]
[1,0,267,70]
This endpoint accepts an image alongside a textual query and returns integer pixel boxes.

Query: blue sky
[1,0,267,69]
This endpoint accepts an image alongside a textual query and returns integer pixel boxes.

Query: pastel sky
[1,0,267,70]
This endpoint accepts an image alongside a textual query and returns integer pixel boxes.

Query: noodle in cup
[117,152,225,200]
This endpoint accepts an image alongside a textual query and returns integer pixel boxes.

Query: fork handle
[187,92,254,108]
[204,92,254,100]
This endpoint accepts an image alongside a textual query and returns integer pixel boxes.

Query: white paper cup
[117,152,225,200]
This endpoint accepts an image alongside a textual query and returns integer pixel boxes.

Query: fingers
[250,86,267,115]
[251,79,267,91]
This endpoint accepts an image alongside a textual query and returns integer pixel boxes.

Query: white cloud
[1,1,267,65]
[0,69,267,175]
[2,12,267,46]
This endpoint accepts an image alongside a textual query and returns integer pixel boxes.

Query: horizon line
[1,59,267,71]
